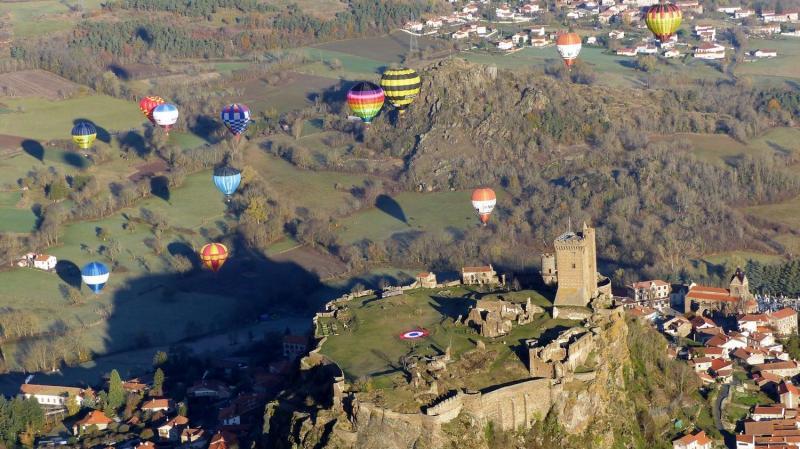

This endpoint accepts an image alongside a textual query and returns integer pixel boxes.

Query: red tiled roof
[711,359,732,371]
[739,314,769,322]
[779,381,800,395]
[772,308,797,319]
[142,398,170,410]
[686,291,738,303]
[754,405,784,415]
[76,410,112,426]
[630,280,669,289]
[675,430,711,446]
[462,266,493,273]
[755,361,798,372]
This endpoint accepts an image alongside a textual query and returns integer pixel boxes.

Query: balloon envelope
[556,32,582,67]
[645,3,682,42]
[347,81,384,123]
[81,261,109,293]
[471,188,497,225]
[200,243,228,272]
[152,103,179,131]
[213,166,242,196]
[221,104,251,137]
[71,121,97,150]
[139,96,165,124]
[380,68,421,114]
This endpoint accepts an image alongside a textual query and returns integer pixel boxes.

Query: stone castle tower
[553,222,599,308]
[540,253,557,286]
[729,267,749,299]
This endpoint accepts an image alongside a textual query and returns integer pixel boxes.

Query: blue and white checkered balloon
[221,104,251,137]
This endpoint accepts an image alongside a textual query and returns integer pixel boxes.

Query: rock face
[270,307,637,449]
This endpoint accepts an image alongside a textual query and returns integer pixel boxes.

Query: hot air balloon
[556,32,582,69]
[213,166,242,198]
[152,103,179,134]
[347,81,384,124]
[71,121,97,150]
[139,96,165,125]
[471,188,497,226]
[81,261,109,294]
[380,68,421,115]
[200,243,228,273]
[221,103,251,141]
[645,2,682,43]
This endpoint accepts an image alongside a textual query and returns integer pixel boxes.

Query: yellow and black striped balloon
[380,68,421,114]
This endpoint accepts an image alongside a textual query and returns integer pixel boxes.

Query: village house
[512,32,530,45]
[762,10,800,22]
[218,393,265,426]
[769,308,798,336]
[676,0,703,14]
[497,39,514,51]
[521,3,540,15]
[142,398,172,413]
[628,305,659,322]
[530,37,549,47]
[732,347,766,366]
[208,431,238,449]
[738,313,770,333]
[529,26,546,36]
[283,334,310,360]
[735,8,755,18]
[122,379,148,394]
[135,442,156,449]
[598,10,616,23]
[755,360,800,378]
[748,24,782,35]
[717,6,741,14]
[664,49,681,58]
[20,384,92,408]
[780,381,800,408]
[627,280,671,308]
[663,316,692,338]
[672,430,712,449]
[752,48,778,58]
[404,21,424,32]
[690,357,713,372]
[682,270,757,315]
[73,410,113,435]
[425,18,443,29]
[616,47,638,56]
[158,415,189,440]
[495,3,515,18]
[17,253,57,270]
[636,44,658,54]
[609,30,626,40]
[751,405,785,421]
[710,358,734,380]
[693,42,726,59]
[586,36,598,44]
[180,427,206,448]
[621,9,640,22]
[694,25,716,42]
[452,28,470,39]
[416,272,437,288]
[188,380,232,399]
[461,265,500,285]
[462,3,479,14]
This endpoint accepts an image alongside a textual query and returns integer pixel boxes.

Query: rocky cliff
[263,307,685,449]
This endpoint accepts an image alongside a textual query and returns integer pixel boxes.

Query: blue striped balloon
[221,104,251,136]
[81,261,109,294]
[213,166,241,196]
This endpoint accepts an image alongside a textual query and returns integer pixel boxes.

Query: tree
[152,368,165,396]
[140,428,154,440]
[108,369,125,412]
[66,392,81,416]
[153,351,168,367]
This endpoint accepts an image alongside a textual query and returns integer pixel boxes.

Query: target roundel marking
[399,329,429,340]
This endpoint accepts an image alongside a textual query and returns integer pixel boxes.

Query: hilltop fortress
[275,225,634,449]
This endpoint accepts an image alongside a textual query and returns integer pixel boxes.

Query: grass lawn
[319,287,577,386]
[295,47,387,79]
[739,38,800,82]
[245,146,377,216]
[0,96,143,140]
[745,195,800,229]
[337,190,477,244]
[5,0,105,37]
[658,128,800,166]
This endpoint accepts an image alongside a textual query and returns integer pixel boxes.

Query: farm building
[416,272,437,288]
[73,410,113,435]
[17,253,57,270]
[461,265,500,285]
[752,49,778,58]
[693,42,725,59]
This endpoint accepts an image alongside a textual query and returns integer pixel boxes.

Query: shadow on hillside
[429,296,473,321]
[190,116,224,144]
[375,194,407,224]
[167,241,200,269]
[62,152,89,169]
[118,131,149,158]
[315,80,357,114]
[107,64,131,81]
[21,139,44,163]
[0,233,323,395]
[55,260,82,289]
[73,118,111,144]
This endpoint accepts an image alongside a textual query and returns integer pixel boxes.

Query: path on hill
[714,383,731,431]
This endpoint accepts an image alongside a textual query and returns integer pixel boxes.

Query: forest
[745,259,800,296]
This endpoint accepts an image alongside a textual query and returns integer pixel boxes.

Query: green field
[653,128,800,166]
[740,38,800,82]
[319,287,572,390]
[338,190,477,244]
[5,0,105,37]
[0,96,143,140]
[295,47,387,80]
[745,195,800,228]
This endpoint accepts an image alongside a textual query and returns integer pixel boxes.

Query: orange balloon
[199,243,228,272]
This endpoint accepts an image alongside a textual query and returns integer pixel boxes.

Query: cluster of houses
[21,333,313,449]
[404,0,540,34]
[620,269,800,449]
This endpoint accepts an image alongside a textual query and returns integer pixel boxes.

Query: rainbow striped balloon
[347,81,384,124]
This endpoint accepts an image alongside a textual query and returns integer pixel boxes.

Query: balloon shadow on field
[107,64,131,81]
[190,116,223,144]
[55,260,82,289]
[21,140,44,163]
[118,131,149,159]
[375,194,407,224]
[74,118,111,144]
[316,80,357,114]
[150,175,170,202]
[62,152,89,169]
